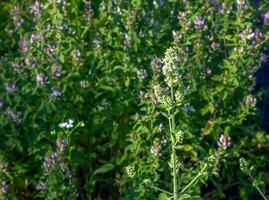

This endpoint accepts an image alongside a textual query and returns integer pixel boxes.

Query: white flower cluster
[162,47,180,87]
[175,130,184,144]
[126,166,136,178]
[59,119,74,129]
[175,90,184,105]
[152,47,186,107]
[153,84,172,106]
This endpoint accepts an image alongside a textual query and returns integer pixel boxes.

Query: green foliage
[0,0,269,199]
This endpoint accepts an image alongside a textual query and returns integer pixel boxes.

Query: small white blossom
[58,119,74,129]
[59,122,67,128]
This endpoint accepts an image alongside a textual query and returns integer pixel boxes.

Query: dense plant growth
[0,0,269,199]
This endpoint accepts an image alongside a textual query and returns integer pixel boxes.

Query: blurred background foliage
[0,0,268,199]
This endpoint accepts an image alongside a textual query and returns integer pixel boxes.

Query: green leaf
[99,85,115,92]
[183,144,193,151]
[158,193,169,200]
[211,75,223,81]
[59,53,65,63]
[179,194,191,200]
[93,163,115,176]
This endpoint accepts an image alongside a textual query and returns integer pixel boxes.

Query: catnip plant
[239,158,268,200]
[127,0,269,199]
[127,48,222,200]
[36,119,84,199]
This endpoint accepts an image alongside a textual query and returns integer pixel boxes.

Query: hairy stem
[147,184,173,196]
[170,86,178,200]
[249,175,268,200]
[255,185,268,200]
[179,164,207,195]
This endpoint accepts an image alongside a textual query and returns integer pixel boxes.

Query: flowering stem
[170,86,178,200]
[179,164,207,195]
[249,175,268,200]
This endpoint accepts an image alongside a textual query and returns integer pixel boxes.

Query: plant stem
[171,137,178,200]
[170,87,178,200]
[249,175,268,200]
[248,173,268,200]
[179,164,207,195]
[255,185,268,200]
[147,184,173,196]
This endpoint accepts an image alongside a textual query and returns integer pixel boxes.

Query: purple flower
[243,95,257,106]
[123,33,131,46]
[5,107,14,116]
[220,3,225,13]
[136,69,148,81]
[44,44,56,53]
[217,134,231,150]
[43,152,60,173]
[51,88,62,98]
[36,182,47,190]
[172,30,182,40]
[60,162,66,172]
[2,180,8,194]
[255,31,262,38]
[206,68,212,76]
[181,105,194,112]
[24,57,30,65]
[194,16,204,29]
[52,67,61,77]
[0,100,3,109]
[139,90,145,101]
[5,107,21,123]
[178,11,186,19]
[261,53,268,63]
[0,162,7,172]
[150,144,161,156]
[56,137,67,152]
[51,152,58,159]
[211,42,217,50]
[150,57,163,71]
[5,81,18,93]
[12,16,24,28]
[158,123,164,132]
[11,5,20,15]
[30,1,42,15]
[30,32,43,43]
[12,61,19,72]
[19,39,29,53]
[263,11,269,23]
[36,73,44,85]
